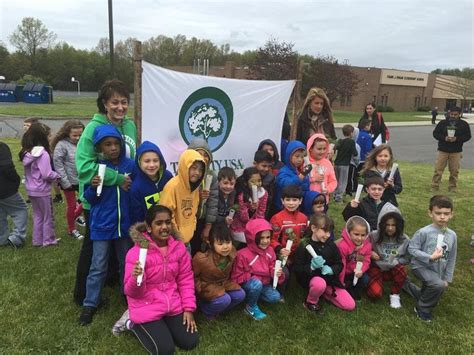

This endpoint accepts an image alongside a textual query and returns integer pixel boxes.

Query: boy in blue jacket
[357,119,373,166]
[79,125,135,326]
[130,141,173,225]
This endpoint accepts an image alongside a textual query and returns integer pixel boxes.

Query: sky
[0,0,472,73]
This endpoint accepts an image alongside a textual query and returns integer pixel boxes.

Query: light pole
[71,77,81,95]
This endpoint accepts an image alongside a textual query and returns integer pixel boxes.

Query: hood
[188,138,213,166]
[306,133,330,163]
[302,190,326,216]
[257,139,280,165]
[341,216,371,247]
[244,219,273,255]
[91,113,113,125]
[283,140,306,169]
[352,128,360,142]
[136,140,168,174]
[93,124,125,159]
[177,149,206,190]
[0,142,14,167]
[22,146,45,166]
[377,204,402,227]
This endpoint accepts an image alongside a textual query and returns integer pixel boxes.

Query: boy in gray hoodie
[405,195,457,322]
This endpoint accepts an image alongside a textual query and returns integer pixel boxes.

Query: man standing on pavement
[431,106,471,193]
[431,107,438,124]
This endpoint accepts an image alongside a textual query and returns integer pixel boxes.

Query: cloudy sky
[1,0,472,72]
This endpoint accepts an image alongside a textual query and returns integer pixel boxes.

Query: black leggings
[131,313,199,355]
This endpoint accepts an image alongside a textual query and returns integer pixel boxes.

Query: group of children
[1,110,458,354]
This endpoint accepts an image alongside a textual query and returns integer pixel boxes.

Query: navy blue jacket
[357,129,373,162]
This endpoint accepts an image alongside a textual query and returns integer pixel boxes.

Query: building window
[424,97,427,105]
[373,96,377,104]
[347,96,352,106]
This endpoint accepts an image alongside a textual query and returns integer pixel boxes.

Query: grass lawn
[1,138,473,353]
[332,110,431,124]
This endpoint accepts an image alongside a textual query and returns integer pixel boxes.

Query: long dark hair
[235,167,260,202]
[377,212,404,244]
[145,205,173,226]
[19,122,51,161]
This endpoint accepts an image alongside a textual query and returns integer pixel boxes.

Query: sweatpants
[307,276,355,311]
[199,289,245,318]
[29,195,57,246]
[131,313,199,355]
[334,165,350,201]
[366,264,407,299]
[63,188,83,234]
[345,164,358,194]
[0,192,28,247]
[403,267,447,313]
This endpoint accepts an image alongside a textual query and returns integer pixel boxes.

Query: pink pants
[63,189,83,233]
[30,196,58,247]
[307,276,355,311]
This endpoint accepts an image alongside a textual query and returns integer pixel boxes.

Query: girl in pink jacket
[337,216,372,301]
[231,219,284,320]
[124,205,199,354]
[306,133,337,203]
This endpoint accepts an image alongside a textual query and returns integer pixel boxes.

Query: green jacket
[75,113,137,210]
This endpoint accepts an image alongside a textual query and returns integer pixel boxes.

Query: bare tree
[250,38,297,80]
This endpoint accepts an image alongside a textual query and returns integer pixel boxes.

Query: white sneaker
[112,309,130,336]
[389,294,402,309]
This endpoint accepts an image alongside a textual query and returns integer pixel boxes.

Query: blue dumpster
[0,83,23,102]
[23,82,53,104]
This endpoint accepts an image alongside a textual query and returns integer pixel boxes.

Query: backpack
[376,112,390,142]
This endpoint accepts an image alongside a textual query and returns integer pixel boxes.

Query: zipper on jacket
[117,185,122,238]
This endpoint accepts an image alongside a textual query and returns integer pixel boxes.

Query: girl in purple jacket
[124,205,199,354]
[20,123,60,247]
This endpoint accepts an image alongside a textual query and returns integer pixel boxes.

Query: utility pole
[108,0,115,77]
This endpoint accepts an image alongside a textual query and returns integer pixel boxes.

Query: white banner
[142,61,295,175]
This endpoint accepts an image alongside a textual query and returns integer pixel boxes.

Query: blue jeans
[0,192,28,246]
[83,237,132,308]
[242,278,281,307]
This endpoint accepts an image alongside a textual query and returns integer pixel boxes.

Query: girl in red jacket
[231,219,284,320]
[124,205,199,354]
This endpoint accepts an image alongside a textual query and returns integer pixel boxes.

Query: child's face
[281,197,302,212]
[218,177,236,196]
[428,206,453,229]
[254,160,272,176]
[290,149,305,168]
[385,217,397,237]
[310,141,326,161]
[23,122,31,131]
[213,239,232,257]
[189,161,204,183]
[261,144,274,158]
[98,137,121,161]
[140,151,161,179]
[311,225,331,243]
[375,149,391,168]
[310,96,324,114]
[69,128,83,145]
[366,184,384,201]
[257,230,272,250]
[148,211,172,242]
[312,202,325,215]
[248,173,262,188]
[349,224,367,246]
[196,149,210,166]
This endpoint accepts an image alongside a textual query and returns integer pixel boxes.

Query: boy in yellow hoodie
[160,149,205,245]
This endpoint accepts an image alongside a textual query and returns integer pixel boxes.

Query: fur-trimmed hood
[129,222,182,246]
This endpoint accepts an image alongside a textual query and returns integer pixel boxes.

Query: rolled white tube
[282,239,293,267]
[96,164,107,196]
[317,165,324,175]
[436,234,444,249]
[273,260,282,289]
[388,163,399,180]
[354,184,364,202]
[304,156,310,166]
[353,261,363,286]
[251,185,258,203]
[228,208,236,219]
[137,248,148,286]
[203,174,213,191]
[305,244,318,258]
[447,129,455,138]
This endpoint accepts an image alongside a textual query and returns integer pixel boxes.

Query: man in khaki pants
[431,107,471,193]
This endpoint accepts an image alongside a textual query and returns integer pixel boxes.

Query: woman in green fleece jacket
[73,79,138,306]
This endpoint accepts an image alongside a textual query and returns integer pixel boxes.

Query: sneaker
[448,187,457,193]
[70,230,84,240]
[303,300,322,313]
[430,186,439,192]
[79,306,96,326]
[53,195,64,203]
[414,307,432,322]
[112,309,130,336]
[76,216,86,228]
[244,304,267,320]
[389,294,402,309]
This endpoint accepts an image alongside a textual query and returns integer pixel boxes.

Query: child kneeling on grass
[193,223,245,320]
[294,214,355,313]
[125,205,199,354]
[231,219,285,320]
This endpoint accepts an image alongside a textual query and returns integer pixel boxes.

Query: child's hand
[225,216,233,226]
[430,247,443,261]
[444,281,448,288]
[250,201,258,211]
[385,178,394,187]
[314,172,324,182]
[321,265,334,275]
[183,311,197,333]
[132,260,143,278]
[201,224,212,244]
[280,248,290,257]
[121,175,132,191]
[350,199,359,208]
[200,189,210,200]
[276,267,283,278]
[371,251,380,261]
[310,256,325,270]
[354,270,363,278]
[91,175,101,187]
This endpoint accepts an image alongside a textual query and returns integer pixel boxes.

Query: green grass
[332,110,431,124]
[1,138,473,353]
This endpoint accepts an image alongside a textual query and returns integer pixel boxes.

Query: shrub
[377,106,394,112]
[417,106,431,112]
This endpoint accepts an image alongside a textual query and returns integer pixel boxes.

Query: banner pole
[133,40,143,144]
[290,58,304,140]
